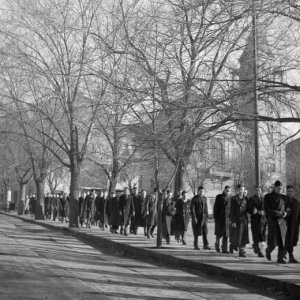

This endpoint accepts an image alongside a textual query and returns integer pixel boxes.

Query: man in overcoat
[95,191,105,230]
[162,190,175,244]
[146,188,158,238]
[264,180,288,263]
[130,187,139,233]
[119,187,135,236]
[173,191,190,245]
[133,189,147,235]
[285,185,300,263]
[109,191,121,233]
[213,186,231,253]
[191,186,210,250]
[248,186,266,257]
[230,184,249,257]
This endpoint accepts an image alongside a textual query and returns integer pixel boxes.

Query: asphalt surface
[0,214,281,300]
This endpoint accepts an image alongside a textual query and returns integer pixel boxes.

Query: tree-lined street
[0,214,287,300]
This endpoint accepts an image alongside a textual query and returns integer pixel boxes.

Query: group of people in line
[27,179,300,264]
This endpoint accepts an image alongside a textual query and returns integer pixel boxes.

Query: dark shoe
[277,258,286,264]
[238,251,246,257]
[182,240,187,245]
[222,250,230,254]
[194,246,200,250]
[229,245,234,254]
[266,249,271,261]
[215,244,220,253]
[289,256,298,263]
[203,245,211,250]
[257,251,264,258]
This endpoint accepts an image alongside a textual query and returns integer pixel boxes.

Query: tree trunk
[174,159,186,195]
[17,183,26,215]
[69,160,80,228]
[34,179,45,220]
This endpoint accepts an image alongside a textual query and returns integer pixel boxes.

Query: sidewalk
[1,211,300,299]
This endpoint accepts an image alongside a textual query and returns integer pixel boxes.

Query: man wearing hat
[191,186,210,250]
[264,180,288,263]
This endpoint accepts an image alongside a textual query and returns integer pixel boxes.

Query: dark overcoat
[173,198,190,232]
[79,196,84,217]
[95,195,105,223]
[82,194,93,220]
[286,197,300,248]
[109,196,121,226]
[134,195,147,227]
[264,191,287,248]
[162,198,176,237]
[190,195,208,237]
[230,195,249,248]
[248,195,267,243]
[119,194,135,226]
[213,193,231,237]
[59,197,66,218]
[146,194,158,226]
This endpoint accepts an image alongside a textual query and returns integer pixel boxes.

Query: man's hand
[232,222,237,228]
[192,218,198,225]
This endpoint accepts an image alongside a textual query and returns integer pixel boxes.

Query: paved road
[0,215,284,300]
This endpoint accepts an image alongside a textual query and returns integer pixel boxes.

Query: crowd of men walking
[26,180,300,264]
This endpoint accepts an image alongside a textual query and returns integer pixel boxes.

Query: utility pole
[252,0,260,187]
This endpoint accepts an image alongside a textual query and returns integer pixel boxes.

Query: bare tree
[0,0,112,227]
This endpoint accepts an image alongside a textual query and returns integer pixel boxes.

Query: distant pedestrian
[285,185,300,263]
[119,187,135,236]
[213,186,231,253]
[173,191,190,245]
[162,190,175,244]
[230,184,249,257]
[95,191,105,230]
[146,188,158,238]
[133,190,147,235]
[248,186,266,257]
[191,186,210,250]
[79,191,85,227]
[264,180,288,263]
[109,191,121,233]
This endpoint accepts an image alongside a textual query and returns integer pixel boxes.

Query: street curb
[2,211,299,299]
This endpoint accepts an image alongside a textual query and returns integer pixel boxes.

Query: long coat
[230,195,249,248]
[285,197,300,249]
[119,194,135,226]
[59,197,66,218]
[109,196,121,226]
[146,194,158,226]
[264,191,287,248]
[173,198,190,232]
[79,196,84,218]
[248,195,267,243]
[213,193,231,237]
[95,195,105,223]
[134,195,147,227]
[82,194,93,221]
[190,195,208,237]
[162,197,176,237]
